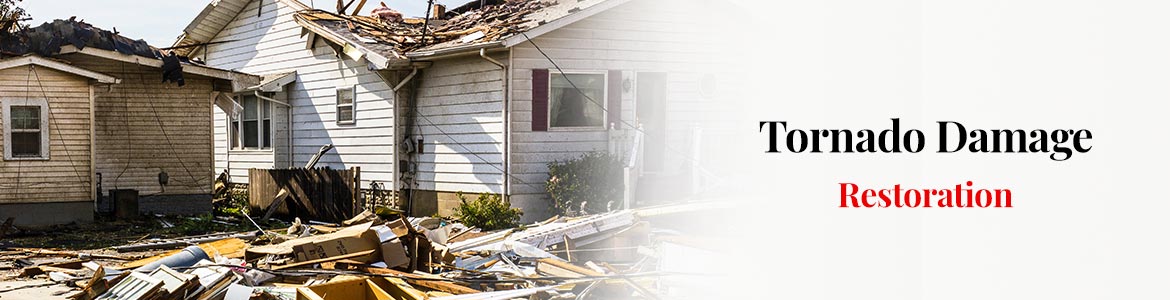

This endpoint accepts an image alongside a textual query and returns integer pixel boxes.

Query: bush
[546,152,624,215]
[453,192,522,230]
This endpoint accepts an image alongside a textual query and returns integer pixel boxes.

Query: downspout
[480,48,509,197]
[254,91,288,106]
[392,67,419,92]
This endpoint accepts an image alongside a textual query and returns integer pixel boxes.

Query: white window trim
[2,98,50,160]
[336,86,356,125]
[548,71,607,131]
[229,94,273,151]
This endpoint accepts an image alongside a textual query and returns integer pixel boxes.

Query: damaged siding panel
[79,61,214,196]
[0,67,93,204]
[508,0,722,219]
[412,55,506,194]
[203,0,395,188]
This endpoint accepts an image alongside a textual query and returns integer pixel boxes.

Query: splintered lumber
[261,188,291,221]
[66,265,107,300]
[15,249,136,261]
[119,238,248,270]
[342,265,481,295]
[535,258,604,278]
[270,249,377,271]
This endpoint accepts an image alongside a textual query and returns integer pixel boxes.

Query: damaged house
[175,0,727,222]
[0,20,259,226]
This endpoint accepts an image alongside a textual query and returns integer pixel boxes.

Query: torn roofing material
[0,18,261,86]
[295,0,616,66]
[1,18,203,65]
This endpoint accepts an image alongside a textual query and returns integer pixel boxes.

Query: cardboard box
[380,238,410,268]
[297,278,393,300]
[291,222,381,263]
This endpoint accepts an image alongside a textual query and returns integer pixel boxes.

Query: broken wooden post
[261,188,291,221]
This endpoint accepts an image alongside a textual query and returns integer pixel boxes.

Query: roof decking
[294,0,615,66]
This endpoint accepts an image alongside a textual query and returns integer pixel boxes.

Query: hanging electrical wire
[138,69,203,188]
[29,65,93,187]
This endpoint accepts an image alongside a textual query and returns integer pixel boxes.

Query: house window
[231,94,271,150]
[3,99,48,160]
[549,73,605,128]
[336,87,355,125]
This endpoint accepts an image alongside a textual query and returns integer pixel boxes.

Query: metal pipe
[480,48,505,68]
[392,67,419,92]
[254,90,289,107]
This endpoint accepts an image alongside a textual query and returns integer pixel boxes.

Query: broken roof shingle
[296,0,609,62]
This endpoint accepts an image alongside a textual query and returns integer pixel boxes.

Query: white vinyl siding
[204,0,394,187]
[508,0,726,220]
[408,54,506,194]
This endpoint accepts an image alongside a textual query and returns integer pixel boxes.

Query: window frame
[229,94,273,151]
[2,99,50,160]
[547,71,608,130]
[336,86,356,125]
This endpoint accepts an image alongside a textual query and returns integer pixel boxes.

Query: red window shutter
[608,70,622,129]
[531,69,549,132]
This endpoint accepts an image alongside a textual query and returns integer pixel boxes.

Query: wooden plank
[270,249,376,270]
[351,266,482,295]
[535,258,605,278]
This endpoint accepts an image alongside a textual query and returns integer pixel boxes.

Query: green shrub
[213,185,250,217]
[546,152,624,215]
[453,192,522,230]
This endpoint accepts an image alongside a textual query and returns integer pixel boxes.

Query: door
[636,72,667,172]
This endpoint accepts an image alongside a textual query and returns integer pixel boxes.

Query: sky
[21,0,455,46]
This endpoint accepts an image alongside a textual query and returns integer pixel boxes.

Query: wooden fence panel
[248,167,361,222]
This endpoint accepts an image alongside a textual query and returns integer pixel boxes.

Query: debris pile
[295,0,557,54]
[0,205,703,300]
[371,2,404,23]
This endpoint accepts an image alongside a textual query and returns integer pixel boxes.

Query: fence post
[352,167,361,215]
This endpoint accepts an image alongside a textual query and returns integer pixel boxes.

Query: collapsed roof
[0,18,260,86]
[0,18,203,65]
[295,0,620,67]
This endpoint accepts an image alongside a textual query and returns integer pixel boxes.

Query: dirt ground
[2,215,267,250]
[0,278,72,300]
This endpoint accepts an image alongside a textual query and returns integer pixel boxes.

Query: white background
[710,0,1170,299]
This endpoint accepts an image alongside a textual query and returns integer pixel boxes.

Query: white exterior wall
[409,54,507,194]
[201,0,396,188]
[508,0,726,219]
